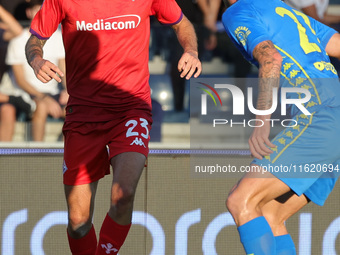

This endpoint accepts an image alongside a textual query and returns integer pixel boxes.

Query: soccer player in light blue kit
[222,0,340,254]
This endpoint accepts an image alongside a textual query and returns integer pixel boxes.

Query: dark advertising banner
[1,151,339,254]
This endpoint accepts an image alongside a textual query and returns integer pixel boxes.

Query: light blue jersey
[222,0,336,77]
[223,0,340,109]
[222,0,340,206]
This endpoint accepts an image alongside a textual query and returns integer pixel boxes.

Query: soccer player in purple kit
[25,0,202,254]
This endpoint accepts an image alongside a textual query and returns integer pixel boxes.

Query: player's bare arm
[249,40,282,159]
[325,33,340,59]
[172,15,202,80]
[25,34,64,83]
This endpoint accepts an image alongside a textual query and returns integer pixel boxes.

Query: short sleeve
[30,0,65,39]
[311,18,337,49]
[151,0,183,25]
[222,8,271,63]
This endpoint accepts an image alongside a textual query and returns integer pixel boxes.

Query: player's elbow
[272,52,283,65]
[259,52,282,73]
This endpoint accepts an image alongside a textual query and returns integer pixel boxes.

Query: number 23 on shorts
[125,118,150,147]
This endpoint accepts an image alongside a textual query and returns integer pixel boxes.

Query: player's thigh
[110,152,146,198]
[64,181,99,222]
[63,121,111,186]
[107,111,151,195]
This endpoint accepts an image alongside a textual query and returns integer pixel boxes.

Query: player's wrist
[185,50,198,57]
[28,55,43,69]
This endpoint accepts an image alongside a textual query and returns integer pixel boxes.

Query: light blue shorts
[252,105,340,206]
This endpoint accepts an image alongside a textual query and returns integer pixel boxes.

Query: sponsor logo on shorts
[130,137,146,148]
[76,15,141,31]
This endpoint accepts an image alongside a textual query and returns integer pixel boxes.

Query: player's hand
[30,56,64,83]
[178,51,202,80]
[248,119,276,160]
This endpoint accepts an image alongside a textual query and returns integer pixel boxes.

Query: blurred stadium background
[1,0,340,254]
[1,149,340,254]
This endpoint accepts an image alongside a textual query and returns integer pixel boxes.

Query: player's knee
[226,190,246,216]
[226,189,258,225]
[67,219,92,239]
[68,211,91,232]
[226,184,238,210]
[111,184,135,208]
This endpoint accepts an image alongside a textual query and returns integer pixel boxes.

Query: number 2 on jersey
[276,7,321,54]
[125,118,149,139]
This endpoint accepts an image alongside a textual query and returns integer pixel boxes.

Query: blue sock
[275,234,296,255]
[237,216,276,255]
